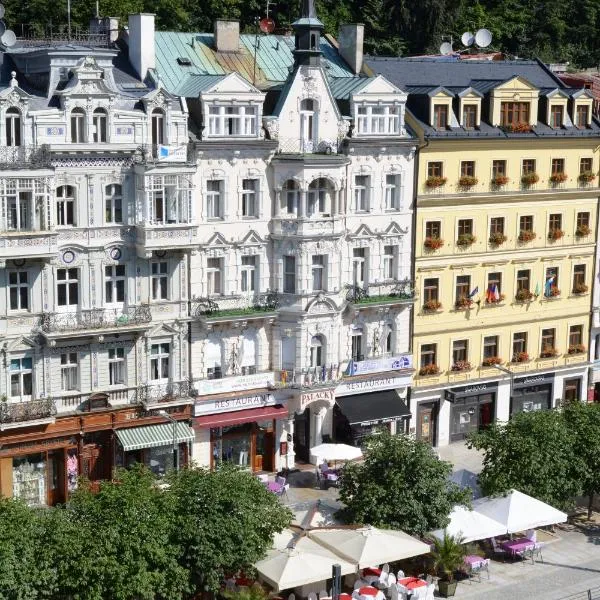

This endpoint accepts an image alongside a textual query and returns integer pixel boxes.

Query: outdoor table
[501,537,535,558]
[398,577,427,592]
[463,555,490,581]
[362,567,381,585]
[352,585,386,600]
[266,482,284,494]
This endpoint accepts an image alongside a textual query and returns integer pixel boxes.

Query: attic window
[576,104,590,128]
[177,57,192,66]
[433,104,448,130]
[549,104,564,128]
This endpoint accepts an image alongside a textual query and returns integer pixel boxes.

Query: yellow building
[366,57,600,445]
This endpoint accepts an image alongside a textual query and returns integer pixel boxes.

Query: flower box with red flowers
[451,360,472,372]
[456,233,476,247]
[515,288,534,302]
[568,344,587,355]
[518,229,536,243]
[455,296,474,310]
[502,122,532,133]
[576,224,592,237]
[458,175,478,188]
[489,232,508,246]
[540,346,559,358]
[425,176,447,188]
[549,172,568,184]
[578,170,597,183]
[521,172,540,186]
[422,299,442,312]
[548,228,564,241]
[512,351,530,363]
[482,356,503,367]
[491,175,510,186]
[573,282,589,295]
[544,287,561,298]
[424,236,444,250]
[419,364,440,376]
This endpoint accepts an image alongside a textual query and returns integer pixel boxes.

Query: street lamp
[158,410,179,472]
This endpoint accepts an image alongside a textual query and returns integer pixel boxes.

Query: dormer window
[207,105,257,137]
[576,104,590,128]
[151,109,165,145]
[433,104,448,129]
[462,105,477,129]
[5,107,21,147]
[550,104,564,128]
[70,108,86,143]
[93,108,107,142]
[500,102,530,127]
[356,105,400,135]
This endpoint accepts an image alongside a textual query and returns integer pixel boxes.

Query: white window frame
[93,108,108,143]
[56,268,79,309]
[356,104,400,135]
[383,245,396,280]
[300,99,317,150]
[352,248,366,287]
[56,185,76,227]
[284,256,296,294]
[241,178,258,218]
[206,180,223,220]
[5,107,21,147]
[105,184,123,224]
[8,270,30,312]
[108,346,126,386]
[207,105,257,137]
[307,178,330,217]
[150,342,170,382]
[310,335,324,367]
[240,255,257,293]
[151,261,169,301]
[151,109,165,145]
[312,255,325,292]
[283,180,300,215]
[207,257,223,295]
[354,175,369,212]
[351,329,363,361]
[60,352,79,391]
[70,108,86,143]
[9,356,33,399]
[105,264,126,305]
[385,173,401,210]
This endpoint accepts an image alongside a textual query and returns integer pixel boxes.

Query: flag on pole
[469,286,479,298]
[493,284,500,301]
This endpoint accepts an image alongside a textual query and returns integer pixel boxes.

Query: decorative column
[299,190,307,218]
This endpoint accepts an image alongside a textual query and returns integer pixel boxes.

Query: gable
[240,230,264,246]
[204,232,230,247]
[147,322,180,337]
[355,75,402,96]
[5,336,38,352]
[385,222,409,236]
[494,75,539,93]
[207,72,261,94]
[350,224,375,238]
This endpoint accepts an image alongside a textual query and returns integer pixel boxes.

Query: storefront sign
[194,372,275,396]
[0,436,77,457]
[445,381,498,402]
[514,372,555,389]
[194,393,277,417]
[347,354,413,376]
[299,389,335,411]
[336,374,411,397]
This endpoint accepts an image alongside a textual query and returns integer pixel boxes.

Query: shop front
[511,372,555,415]
[193,391,288,472]
[445,382,497,442]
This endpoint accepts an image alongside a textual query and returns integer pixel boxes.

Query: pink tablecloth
[501,538,535,556]
[464,555,490,569]
[266,482,283,493]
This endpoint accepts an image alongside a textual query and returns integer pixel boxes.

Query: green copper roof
[328,77,373,99]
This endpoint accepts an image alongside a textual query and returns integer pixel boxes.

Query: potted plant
[489,231,508,246]
[540,345,559,358]
[491,175,510,187]
[576,224,592,237]
[424,236,444,250]
[573,282,589,294]
[548,228,564,241]
[549,172,569,184]
[568,344,587,355]
[455,296,473,310]
[521,172,540,186]
[544,287,561,298]
[579,170,597,184]
[482,356,503,367]
[458,175,478,188]
[423,299,442,312]
[456,233,476,247]
[425,176,447,188]
[512,351,529,363]
[451,360,472,372]
[419,363,440,376]
[518,229,536,243]
[502,122,532,133]
[515,288,534,302]
[432,532,466,597]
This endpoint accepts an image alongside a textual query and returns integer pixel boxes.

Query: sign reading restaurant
[194,393,278,417]
[335,372,412,397]
[193,371,275,396]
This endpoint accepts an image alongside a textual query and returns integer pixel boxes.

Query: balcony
[0,145,52,169]
[40,306,152,339]
[0,398,57,430]
[0,229,58,265]
[135,222,198,258]
[271,215,345,238]
[192,292,280,327]
[55,387,137,413]
[346,280,417,311]
[134,380,195,410]
[276,137,342,155]
[276,365,342,390]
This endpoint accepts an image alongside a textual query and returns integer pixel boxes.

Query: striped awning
[115,422,195,452]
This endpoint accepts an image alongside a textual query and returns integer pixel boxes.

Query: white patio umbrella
[310,443,363,463]
[472,489,568,534]
[430,505,507,543]
[308,526,431,568]
[256,529,356,591]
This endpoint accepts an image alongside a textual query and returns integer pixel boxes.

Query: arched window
[282,179,299,215]
[308,178,333,216]
[56,185,76,226]
[300,98,316,150]
[105,184,123,224]
[70,108,86,143]
[310,335,325,367]
[151,108,165,146]
[5,107,21,147]
[93,108,108,143]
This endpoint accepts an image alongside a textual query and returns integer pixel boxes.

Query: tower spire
[301,0,317,19]
[292,0,324,67]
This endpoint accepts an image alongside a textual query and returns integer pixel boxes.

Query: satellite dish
[475,28,492,48]
[439,42,453,55]
[0,22,5,37]
[0,4,5,19]
[1,30,16,47]
[461,31,474,46]
[259,17,275,34]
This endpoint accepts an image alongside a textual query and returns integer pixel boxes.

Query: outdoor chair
[396,570,405,580]
[315,467,323,489]
[308,593,317,600]
[424,584,435,600]
[276,475,286,487]
[277,483,290,502]
[525,529,537,543]
[288,594,295,600]
[425,575,433,585]
[318,590,328,599]
[491,537,508,562]
[529,542,544,564]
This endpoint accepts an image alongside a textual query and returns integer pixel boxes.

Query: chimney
[338,24,364,75]
[128,13,156,81]
[214,20,240,53]
[90,16,119,43]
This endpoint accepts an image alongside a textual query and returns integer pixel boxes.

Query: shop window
[500,101,530,126]
[512,332,528,358]
[57,268,79,307]
[284,255,296,294]
[522,159,536,176]
[385,174,401,210]
[461,161,475,177]
[462,104,477,129]
[151,261,169,300]
[569,325,583,347]
[10,357,32,398]
[452,339,468,364]
[311,335,325,367]
[425,221,441,238]
[423,278,439,302]
[283,180,299,215]
[241,256,257,293]
[151,109,165,145]
[242,179,258,218]
[241,333,257,375]
[108,346,126,385]
[300,99,317,149]
[70,108,86,143]
[483,336,499,359]
[352,248,366,287]
[5,107,21,147]
[550,104,564,128]
[544,266,559,297]
[420,343,437,367]
[433,104,448,129]
[564,378,581,402]
[206,339,222,379]
[93,108,108,142]
[9,270,29,311]
[551,158,565,175]
[13,454,47,506]
[576,104,590,128]
[573,264,586,294]
[60,352,79,391]
[206,258,222,296]
[354,175,369,212]
[105,264,126,304]
[311,255,325,291]
[105,184,123,224]
[351,329,363,362]
[150,343,170,381]
[206,180,223,220]
[492,160,506,178]
[383,245,396,280]
[428,162,443,178]
[56,185,76,226]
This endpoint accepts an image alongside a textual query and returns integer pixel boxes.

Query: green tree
[337,431,471,535]
[468,409,581,511]
[167,465,292,593]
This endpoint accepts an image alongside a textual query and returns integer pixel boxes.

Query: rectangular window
[550,104,564,128]
[522,159,536,175]
[150,343,170,381]
[486,271,502,302]
[240,256,257,293]
[512,332,528,357]
[455,275,471,303]
[569,325,583,348]
[311,255,325,291]
[501,102,530,126]
[105,265,125,304]
[354,175,369,212]
[420,343,437,367]
[351,330,363,362]
[384,174,400,210]
[516,269,530,292]
[105,184,123,224]
[541,328,556,352]
[352,248,366,286]
[548,213,562,231]
[580,157,593,174]
[423,278,439,302]
[492,160,507,178]
[284,256,296,294]
[208,105,257,136]
[425,221,441,238]
[206,180,223,220]
[462,104,477,129]
[545,266,559,297]
[241,179,258,218]
[564,378,581,402]
[108,347,126,385]
[57,268,79,307]
[60,352,79,391]
[490,217,504,235]
[551,158,565,175]
[433,104,448,129]
[56,186,75,226]
[428,162,443,178]
[460,161,475,177]
[356,105,400,134]
[93,110,107,143]
[70,111,86,143]
[452,339,468,364]
[383,245,396,280]
[151,261,168,300]
[483,335,499,359]
[519,215,534,233]
[576,104,590,128]
[457,219,473,236]
[7,189,32,231]
[10,357,32,398]
[8,271,29,311]
[206,258,222,296]
[577,212,590,230]
[573,264,586,293]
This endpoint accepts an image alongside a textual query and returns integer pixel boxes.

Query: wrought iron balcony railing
[0,398,57,425]
[346,279,417,306]
[277,365,342,389]
[192,291,281,321]
[0,145,51,168]
[276,137,342,155]
[134,380,195,407]
[40,305,152,333]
